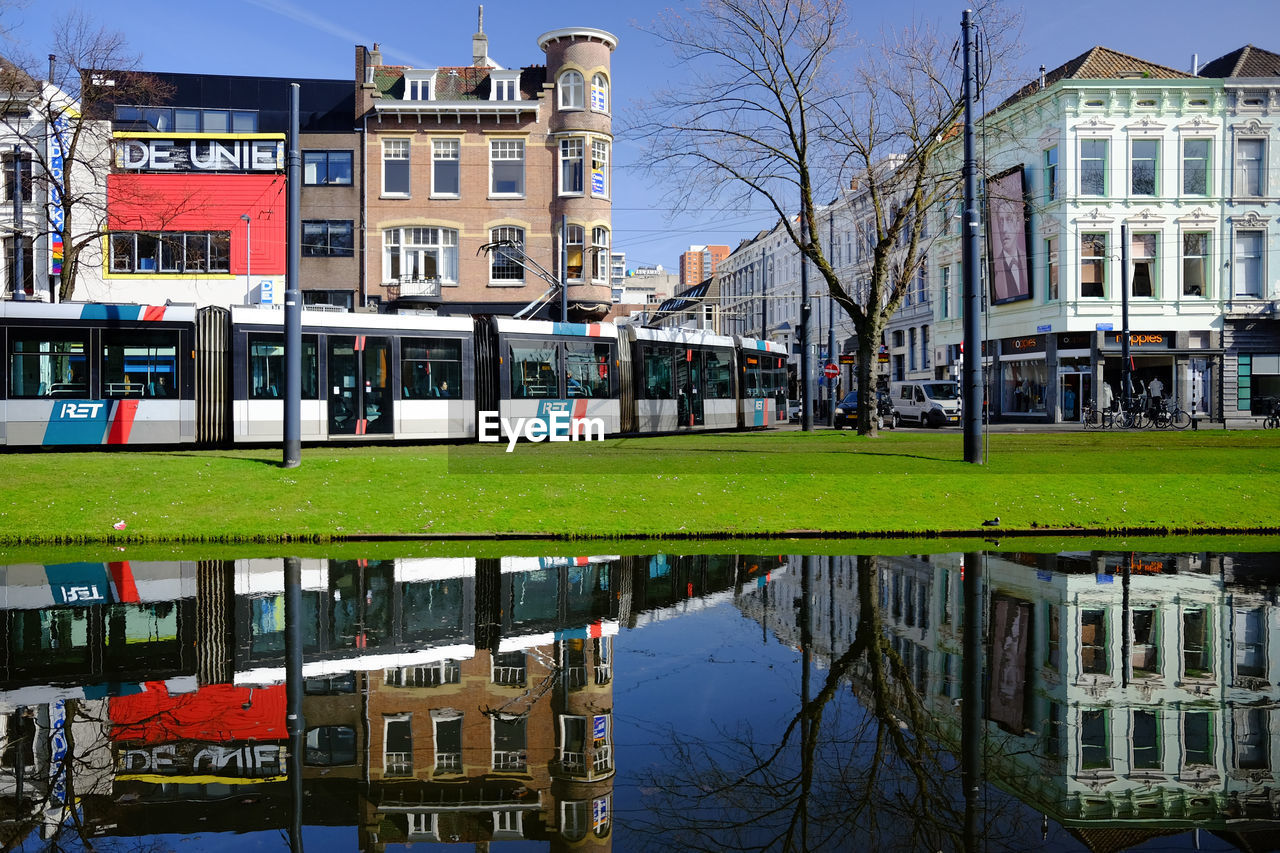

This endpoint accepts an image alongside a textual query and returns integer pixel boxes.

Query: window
[1080,233,1107,298]
[305,726,356,766]
[1044,147,1058,201]
[1233,607,1265,679]
[4,235,33,296]
[383,715,413,776]
[1182,139,1209,195]
[491,76,518,101]
[1132,710,1160,769]
[402,338,462,399]
[1045,604,1061,670]
[1131,606,1158,676]
[558,70,584,110]
[492,713,527,772]
[248,333,319,399]
[1184,710,1213,766]
[1130,232,1157,298]
[103,329,178,398]
[1182,232,1210,297]
[922,326,929,369]
[591,73,610,112]
[1081,608,1107,674]
[490,226,525,283]
[1081,139,1107,196]
[560,138,584,194]
[564,224,585,281]
[1234,230,1264,297]
[490,139,524,196]
[1081,709,1110,770]
[591,227,609,282]
[8,333,87,398]
[114,105,258,133]
[1183,608,1212,677]
[1046,235,1059,301]
[908,328,917,371]
[431,139,459,197]
[110,232,230,274]
[940,265,951,318]
[566,342,611,398]
[591,139,609,197]
[1235,708,1269,770]
[302,150,353,186]
[382,138,410,197]
[383,227,458,284]
[302,220,354,257]
[433,713,463,773]
[1236,138,1265,197]
[2,150,33,202]
[510,342,559,398]
[1131,139,1158,196]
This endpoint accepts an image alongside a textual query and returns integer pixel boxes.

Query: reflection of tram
[1,301,789,447]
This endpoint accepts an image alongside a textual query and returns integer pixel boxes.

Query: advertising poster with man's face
[986,167,1031,305]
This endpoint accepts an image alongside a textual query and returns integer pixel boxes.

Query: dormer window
[404,70,438,102]
[490,71,520,102]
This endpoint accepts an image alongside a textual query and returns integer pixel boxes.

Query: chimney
[370,43,382,66]
[1192,53,1200,75]
[1039,65,1046,89]
[48,54,55,84]
[473,6,489,67]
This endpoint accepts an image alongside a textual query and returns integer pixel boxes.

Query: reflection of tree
[632,556,970,852]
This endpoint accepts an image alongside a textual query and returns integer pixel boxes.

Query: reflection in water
[0,550,1275,851]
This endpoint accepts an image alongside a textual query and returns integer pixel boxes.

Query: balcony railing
[493,665,526,686]
[385,276,442,301]
[564,667,588,689]
[434,752,462,773]
[492,750,527,772]
[384,752,413,777]
[594,664,612,685]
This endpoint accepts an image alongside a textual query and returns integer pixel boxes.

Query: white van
[891,380,961,427]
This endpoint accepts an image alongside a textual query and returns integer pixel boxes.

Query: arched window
[382,227,458,284]
[490,226,525,283]
[591,227,610,283]
[590,73,609,113]
[558,70,584,110]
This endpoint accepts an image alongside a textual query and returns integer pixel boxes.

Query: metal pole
[560,214,568,324]
[759,257,766,340]
[1120,223,1131,412]
[283,556,306,852]
[283,84,301,468]
[961,550,985,851]
[961,10,985,464]
[800,215,812,431]
[11,146,23,301]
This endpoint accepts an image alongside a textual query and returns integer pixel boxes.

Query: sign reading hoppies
[115,137,285,172]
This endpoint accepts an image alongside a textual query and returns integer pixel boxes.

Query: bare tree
[0,10,172,302]
[629,0,1020,435]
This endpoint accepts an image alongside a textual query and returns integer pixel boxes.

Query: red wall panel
[108,173,287,275]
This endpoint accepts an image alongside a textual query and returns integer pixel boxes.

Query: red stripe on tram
[106,400,139,444]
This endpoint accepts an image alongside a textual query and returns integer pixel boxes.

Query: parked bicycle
[1264,399,1280,430]
[1150,397,1192,430]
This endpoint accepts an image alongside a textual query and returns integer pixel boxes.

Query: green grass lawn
[0,428,1277,544]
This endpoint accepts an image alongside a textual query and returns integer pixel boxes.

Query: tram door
[328,336,392,435]
[675,348,704,427]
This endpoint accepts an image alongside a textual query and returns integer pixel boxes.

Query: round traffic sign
[823,363,839,378]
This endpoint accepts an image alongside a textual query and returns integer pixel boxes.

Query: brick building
[357,16,617,319]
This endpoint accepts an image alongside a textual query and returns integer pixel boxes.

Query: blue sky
[3,0,1275,272]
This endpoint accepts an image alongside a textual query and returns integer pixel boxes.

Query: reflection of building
[873,551,1280,845]
[0,552,781,849]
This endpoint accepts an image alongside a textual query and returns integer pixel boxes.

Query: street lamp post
[241,213,252,305]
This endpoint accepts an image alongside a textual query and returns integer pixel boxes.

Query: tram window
[9,333,87,398]
[566,342,610,398]
[103,329,178,398]
[703,349,733,398]
[247,333,319,399]
[642,345,673,398]
[510,342,559,398]
[402,337,463,399]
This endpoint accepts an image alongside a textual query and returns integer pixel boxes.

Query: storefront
[1055,332,1092,423]
[998,335,1048,419]
[1095,329,1222,419]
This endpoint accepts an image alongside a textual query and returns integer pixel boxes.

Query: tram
[0,301,789,448]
